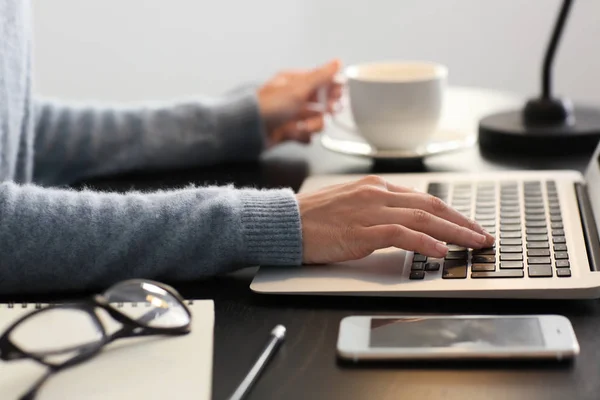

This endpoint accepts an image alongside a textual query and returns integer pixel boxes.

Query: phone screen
[369,317,544,349]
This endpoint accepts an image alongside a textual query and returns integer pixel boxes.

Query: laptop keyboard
[409,180,571,280]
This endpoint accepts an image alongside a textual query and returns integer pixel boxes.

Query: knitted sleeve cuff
[238,187,302,266]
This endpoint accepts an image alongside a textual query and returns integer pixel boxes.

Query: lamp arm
[542,0,573,99]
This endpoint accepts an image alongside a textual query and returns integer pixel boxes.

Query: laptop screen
[584,141,600,231]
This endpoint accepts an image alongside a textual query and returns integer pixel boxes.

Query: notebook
[0,300,214,400]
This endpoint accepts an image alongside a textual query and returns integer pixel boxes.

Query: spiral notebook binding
[1,300,194,309]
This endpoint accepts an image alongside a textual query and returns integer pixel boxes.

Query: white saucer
[320,123,476,160]
[319,86,521,161]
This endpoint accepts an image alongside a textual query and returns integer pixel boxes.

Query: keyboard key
[556,260,570,268]
[475,214,495,221]
[472,255,496,263]
[442,260,468,279]
[554,252,569,259]
[526,228,547,235]
[427,182,447,191]
[500,224,521,232]
[425,262,441,271]
[445,251,468,260]
[411,262,425,270]
[500,200,519,207]
[553,236,566,244]
[472,247,496,255]
[501,218,521,225]
[528,265,553,277]
[477,219,496,226]
[550,215,562,222]
[525,207,545,215]
[447,244,467,251]
[500,261,524,269]
[527,242,549,249]
[552,229,565,236]
[554,244,568,251]
[526,221,547,228]
[501,231,521,239]
[452,200,471,207]
[525,202,544,208]
[557,268,572,277]
[501,253,523,261]
[524,197,543,204]
[500,246,523,253]
[528,257,552,264]
[413,254,427,262]
[501,206,520,213]
[472,263,496,272]
[501,238,522,246]
[500,212,521,219]
[549,208,561,216]
[527,249,550,257]
[472,270,524,278]
[525,215,546,221]
[527,235,548,242]
[409,270,425,280]
[551,222,564,229]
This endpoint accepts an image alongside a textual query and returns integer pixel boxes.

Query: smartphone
[337,315,579,362]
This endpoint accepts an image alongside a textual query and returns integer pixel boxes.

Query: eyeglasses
[0,279,192,400]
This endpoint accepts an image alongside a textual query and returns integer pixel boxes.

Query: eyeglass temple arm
[19,368,54,400]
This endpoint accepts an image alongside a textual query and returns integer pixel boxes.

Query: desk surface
[7,87,600,400]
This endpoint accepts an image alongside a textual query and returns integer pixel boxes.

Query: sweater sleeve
[32,89,267,186]
[0,181,302,295]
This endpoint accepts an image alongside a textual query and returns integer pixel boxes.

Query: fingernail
[474,233,487,246]
[435,242,449,256]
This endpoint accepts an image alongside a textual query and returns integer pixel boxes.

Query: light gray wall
[32,0,600,104]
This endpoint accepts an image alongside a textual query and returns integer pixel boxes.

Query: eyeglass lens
[9,308,104,359]
[103,280,190,329]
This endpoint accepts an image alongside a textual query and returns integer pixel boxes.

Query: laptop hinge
[575,183,600,272]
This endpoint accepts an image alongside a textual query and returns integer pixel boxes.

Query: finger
[363,224,449,258]
[297,107,324,120]
[304,59,342,94]
[329,84,343,100]
[378,208,489,249]
[307,81,343,104]
[383,192,495,243]
[276,116,325,143]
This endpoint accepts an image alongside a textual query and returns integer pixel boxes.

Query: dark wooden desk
[70,138,598,400]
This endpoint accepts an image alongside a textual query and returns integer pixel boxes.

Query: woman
[0,0,493,295]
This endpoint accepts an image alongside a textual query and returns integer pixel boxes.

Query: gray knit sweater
[0,1,302,295]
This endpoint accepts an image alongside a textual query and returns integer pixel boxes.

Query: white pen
[228,325,286,400]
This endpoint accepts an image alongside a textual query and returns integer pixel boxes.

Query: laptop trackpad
[251,249,410,294]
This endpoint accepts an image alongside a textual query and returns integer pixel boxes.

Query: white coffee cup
[329,61,447,150]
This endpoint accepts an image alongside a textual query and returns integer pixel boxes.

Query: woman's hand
[258,59,342,147]
[297,175,495,264]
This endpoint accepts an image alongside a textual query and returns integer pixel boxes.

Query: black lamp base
[478,105,600,155]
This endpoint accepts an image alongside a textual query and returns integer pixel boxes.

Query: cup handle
[306,74,357,134]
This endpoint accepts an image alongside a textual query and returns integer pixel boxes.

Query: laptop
[250,143,600,299]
